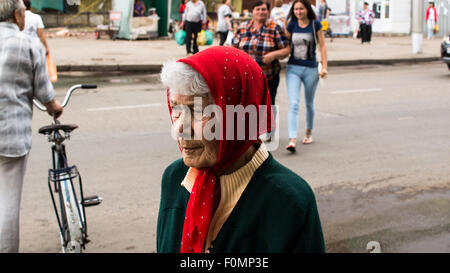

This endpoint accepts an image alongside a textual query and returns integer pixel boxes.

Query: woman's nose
[173,110,194,140]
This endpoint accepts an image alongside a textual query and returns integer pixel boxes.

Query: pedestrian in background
[232,1,288,106]
[356,2,375,44]
[317,0,333,41]
[180,0,207,56]
[0,0,63,253]
[270,0,287,29]
[22,0,49,56]
[425,1,437,40]
[179,0,187,18]
[282,1,294,16]
[133,0,146,17]
[263,0,328,152]
[216,0,233,46]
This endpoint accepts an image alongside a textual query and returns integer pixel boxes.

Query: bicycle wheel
[56,153,84,253]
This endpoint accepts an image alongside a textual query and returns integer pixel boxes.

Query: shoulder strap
[312,20,318,46]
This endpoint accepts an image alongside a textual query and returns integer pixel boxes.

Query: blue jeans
[286,64,319,139]
[427,19,435,39]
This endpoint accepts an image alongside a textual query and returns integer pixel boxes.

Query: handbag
[204,30,213,45]
[224,30,234,46]
[175,29,186,45]
[312,21,323,76]
[197,30,207,46]
[321,20,328,31]
[433,25,439,34]
[46,54,57,83]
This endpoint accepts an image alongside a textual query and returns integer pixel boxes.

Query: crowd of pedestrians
[175,0,331,151]
[228,0,328,151]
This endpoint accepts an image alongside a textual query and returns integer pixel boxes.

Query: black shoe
[286,141,296,153]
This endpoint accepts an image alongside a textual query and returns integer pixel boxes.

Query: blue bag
[204,30,213,45]
[175,30,186,46]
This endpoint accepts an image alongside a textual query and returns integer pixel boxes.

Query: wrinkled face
[14,8,25,31]
[170,93,220,169]
[252,3,269,22]
[294,2,308,20]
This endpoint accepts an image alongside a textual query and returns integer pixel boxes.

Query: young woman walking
[264,0,328,152]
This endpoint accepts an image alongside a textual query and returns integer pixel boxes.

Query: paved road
[20,62,450,252]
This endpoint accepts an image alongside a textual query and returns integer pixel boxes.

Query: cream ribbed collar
[180,142,269,194]
[180,142,269,252]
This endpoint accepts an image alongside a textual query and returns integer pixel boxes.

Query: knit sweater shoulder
[157,153,325,253]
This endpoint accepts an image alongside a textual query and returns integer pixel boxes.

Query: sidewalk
[48,35,443,73]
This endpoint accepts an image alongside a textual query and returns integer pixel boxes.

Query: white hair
[0,0,25,22]
[160,60,211,98]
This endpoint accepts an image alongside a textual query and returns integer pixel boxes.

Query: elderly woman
[157,46,325,253]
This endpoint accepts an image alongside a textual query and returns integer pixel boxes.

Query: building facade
[328,0,448,36]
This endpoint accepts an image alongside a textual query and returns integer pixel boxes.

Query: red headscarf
[167,46,274,253]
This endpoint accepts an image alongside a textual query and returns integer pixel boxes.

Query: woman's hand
[319,67,328,79]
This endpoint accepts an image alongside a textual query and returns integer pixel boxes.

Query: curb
[57,57,441,73]
[58,64,162,73]
[327,57,440,66]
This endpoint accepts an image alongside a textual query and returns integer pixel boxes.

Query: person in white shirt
[22,0,49,56]
[216,0,233,45]
[271,0,287,28]
[282,1,293,15]
[180,0,207,55]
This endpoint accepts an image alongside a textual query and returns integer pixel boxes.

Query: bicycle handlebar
[33,84,97,112]
[80,84,97,89]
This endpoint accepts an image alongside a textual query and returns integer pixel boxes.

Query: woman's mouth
[182,146,201,153]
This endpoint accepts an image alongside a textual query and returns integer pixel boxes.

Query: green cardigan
[157,153,325,253]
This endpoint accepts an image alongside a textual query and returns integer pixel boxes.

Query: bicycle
[33,84,102,253]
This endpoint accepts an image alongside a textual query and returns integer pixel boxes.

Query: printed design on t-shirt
[291,32,314,61]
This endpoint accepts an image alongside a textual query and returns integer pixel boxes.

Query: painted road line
[88,103,162,112]
[331,88,382,94]
[397,116,414,121]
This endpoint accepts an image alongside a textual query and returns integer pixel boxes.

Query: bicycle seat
[38,124,78,135]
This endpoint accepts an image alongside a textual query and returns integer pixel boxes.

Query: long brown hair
[287,0,317,22]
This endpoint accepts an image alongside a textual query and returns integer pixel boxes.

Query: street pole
[411,0,424,54]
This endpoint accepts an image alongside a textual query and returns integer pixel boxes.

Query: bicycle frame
[47,135,88,253]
